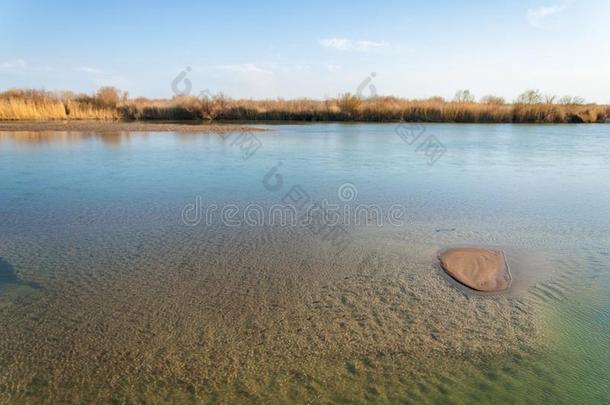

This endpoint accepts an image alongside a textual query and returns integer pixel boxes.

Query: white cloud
[0,59,27,69]
[91,74,130,89]
[214,63,274,75]
[527,3,569,27]
[319,38,390,52]
[292,64,312,73]
[72,66,128,88]
[75,66,105,74]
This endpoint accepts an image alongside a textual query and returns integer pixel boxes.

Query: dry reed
[1,88,608,123]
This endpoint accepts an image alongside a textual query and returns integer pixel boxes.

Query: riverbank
[0,120,266,133]
[2,88,609,124]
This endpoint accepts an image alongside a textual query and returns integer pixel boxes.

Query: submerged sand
[0,224,543,403]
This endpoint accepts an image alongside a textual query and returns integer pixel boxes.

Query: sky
[1,0,610,103]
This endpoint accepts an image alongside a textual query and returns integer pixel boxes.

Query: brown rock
[439,248,511,292]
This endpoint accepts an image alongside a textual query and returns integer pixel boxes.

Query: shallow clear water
[0,124,609,403]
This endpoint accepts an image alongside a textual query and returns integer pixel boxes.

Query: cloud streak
[214,63,274,75]
[0,59,27,69]
[527,2,569,27]
[318,38,390,52]
[74,66,105,74]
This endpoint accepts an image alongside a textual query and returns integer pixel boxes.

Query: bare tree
[515,89,543,105]
[480,95,506,105]
[558,95,586,105]
[95,87,125,108]
[427,96,446,103]
[337,93,362,117]
[454,89,475,103]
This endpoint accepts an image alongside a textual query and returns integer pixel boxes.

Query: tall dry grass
[0,89,118,120]
[1,88,608,123]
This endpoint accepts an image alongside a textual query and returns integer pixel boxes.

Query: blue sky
[1,0,609,102]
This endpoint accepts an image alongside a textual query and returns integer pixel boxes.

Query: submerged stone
[439,248,511,292]
[0,258,19,286]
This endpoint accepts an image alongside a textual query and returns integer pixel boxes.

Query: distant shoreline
[1,119,608,134]
[0,120,267,133]
[2,88,609,124]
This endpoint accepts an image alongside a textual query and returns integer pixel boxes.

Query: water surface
[0,124,609,403]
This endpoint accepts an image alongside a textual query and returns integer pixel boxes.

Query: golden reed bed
[1,87,608,123]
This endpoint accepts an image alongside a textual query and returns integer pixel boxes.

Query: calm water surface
[0,124,609,403]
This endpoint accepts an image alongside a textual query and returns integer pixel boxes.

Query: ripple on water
[1,124,610,402]
[0,227,549,403]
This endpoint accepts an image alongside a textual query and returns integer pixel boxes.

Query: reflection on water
[0,124,609,403]
[0,130,142,145]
